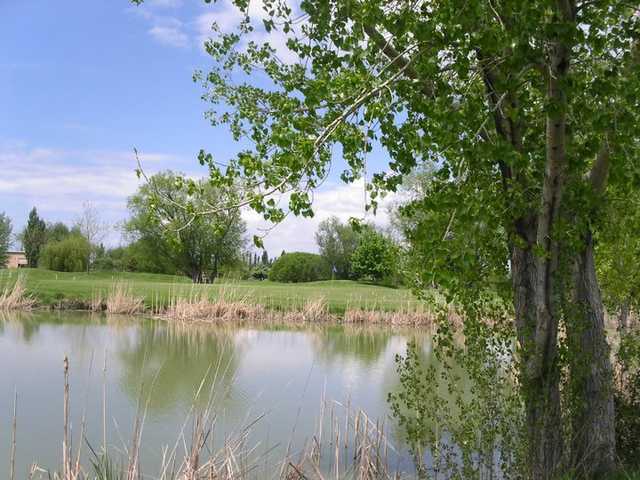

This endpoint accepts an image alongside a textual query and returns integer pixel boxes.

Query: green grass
[0,268,422,314]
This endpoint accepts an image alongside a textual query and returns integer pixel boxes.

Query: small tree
[351,229,396,283]
[39,234,91,272]
[315,216,360,279]
[0,213,12,268]
[126,171,246,282]
[21,207,47,267]
[261,250,269,265]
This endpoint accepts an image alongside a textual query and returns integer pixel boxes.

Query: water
[0,311,434,477]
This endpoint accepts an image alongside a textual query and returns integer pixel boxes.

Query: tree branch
[362,24,435,98]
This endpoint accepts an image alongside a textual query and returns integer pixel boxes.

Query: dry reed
[158,289,442,329]
[15,357,402,480]
[105,282,144,315]
[0,276,35,311]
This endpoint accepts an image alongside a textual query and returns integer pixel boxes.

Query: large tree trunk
[512,229,565,479]
[567,232,616,478]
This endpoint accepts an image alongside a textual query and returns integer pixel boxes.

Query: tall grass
[105,282,144,315]
[158,287,440,328]
[0,276,35,311]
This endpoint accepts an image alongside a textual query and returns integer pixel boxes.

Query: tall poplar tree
[21,207,47,268]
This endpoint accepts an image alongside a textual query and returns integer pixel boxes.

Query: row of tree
[16,205,104,272]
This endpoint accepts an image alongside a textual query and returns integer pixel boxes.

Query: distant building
[5,251,28,269]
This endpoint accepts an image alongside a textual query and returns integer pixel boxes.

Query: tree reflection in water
[116,320,241,414]
[311,325,392,366]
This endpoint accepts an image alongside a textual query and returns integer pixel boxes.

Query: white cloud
[149,21,189,48]
[195,0,302,63]
[129,3,190,48]
[0,144,187,245]
[0,143,397,252]
[244,179,398,253]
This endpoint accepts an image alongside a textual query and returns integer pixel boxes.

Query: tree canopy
[315,216,360,279]
[39,233,91,272]
[351,227,397,282]
[126,171,246,282]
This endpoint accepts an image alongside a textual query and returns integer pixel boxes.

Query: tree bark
[567,232,616,478]
[511,221,565,479]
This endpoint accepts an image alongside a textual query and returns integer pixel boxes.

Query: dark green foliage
[268,252,330,283]
[615,332,640,470]
[46,222,71,243]
[261,250,269,265]
[396,167,511,299]
[21,207,47,267]
[39,234,91,272]
[0,212,11,268]
[92,240,176,274]
[351,229,397,282]
[315,216,360,280]
[250,264,270,280]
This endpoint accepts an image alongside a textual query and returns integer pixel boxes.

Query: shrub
[250,264,270,280]
[351,229,398,282]
[268,252,330,283]
[39,234,91,272]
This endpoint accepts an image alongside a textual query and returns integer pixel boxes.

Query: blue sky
[0,0,394,252]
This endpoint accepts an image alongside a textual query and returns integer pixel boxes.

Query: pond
[0,311,438,478]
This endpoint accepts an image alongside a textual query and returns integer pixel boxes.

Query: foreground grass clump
[14,357,400,480]
[0,276,35,310]
[0,268,421,314]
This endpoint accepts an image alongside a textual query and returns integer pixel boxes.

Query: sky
[0,0,395,253]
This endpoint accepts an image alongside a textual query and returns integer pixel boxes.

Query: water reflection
[117,321,240,413]
[0,311,437,477]
[311,325,392,365]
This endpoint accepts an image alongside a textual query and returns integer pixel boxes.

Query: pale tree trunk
[567,232,616,478]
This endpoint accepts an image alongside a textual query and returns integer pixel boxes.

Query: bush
[268,252,330,283]
[39,235,91,272]
[250,264,270,280]
[351,229,398,283]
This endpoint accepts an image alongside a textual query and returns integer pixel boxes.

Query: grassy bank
[0,268,421,314]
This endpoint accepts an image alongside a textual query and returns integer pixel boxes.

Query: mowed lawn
[0,269,422,313]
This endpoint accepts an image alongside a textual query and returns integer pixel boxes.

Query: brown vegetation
[0,276,35,311]
[157,290,445,329]
[105,281,144,315]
